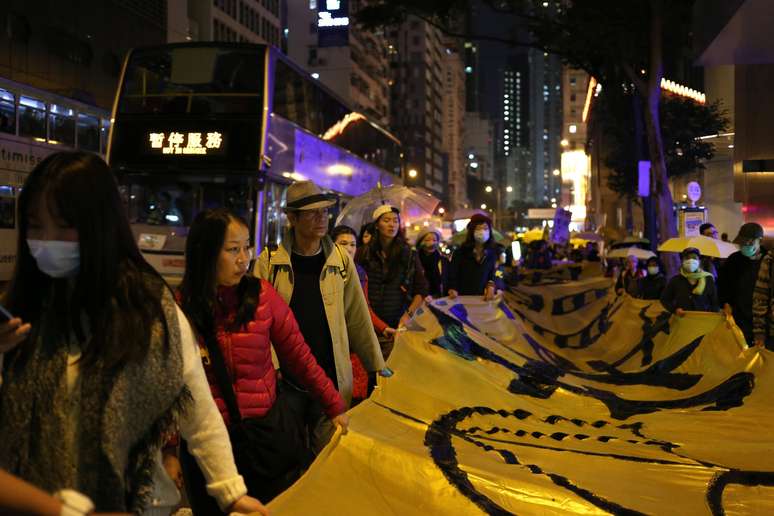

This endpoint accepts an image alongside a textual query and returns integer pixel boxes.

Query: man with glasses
[255,181,385,453]
[718,222,768,346]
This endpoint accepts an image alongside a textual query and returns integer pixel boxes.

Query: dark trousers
[180,436,302,514]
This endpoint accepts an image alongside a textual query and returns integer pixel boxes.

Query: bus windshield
[119,46,264,115]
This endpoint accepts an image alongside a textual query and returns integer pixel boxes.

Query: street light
[481,203,487,209]
[552,169,561,176]
[485,185,493,193]
[560,139,569,147]
[408,168,418,178]
[506,185,513,193]
[438,207,445,214]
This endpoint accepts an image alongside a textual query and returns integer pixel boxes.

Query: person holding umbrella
[660,247,719,315]
[447,213,503,300]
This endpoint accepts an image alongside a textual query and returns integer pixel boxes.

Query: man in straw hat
[256,181,385,452]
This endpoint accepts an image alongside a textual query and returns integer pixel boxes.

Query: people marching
[2,153,772,515]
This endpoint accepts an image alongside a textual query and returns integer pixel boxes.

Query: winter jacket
[356,263,389,334]
[660,274,719,313]
[358,243,430,328]
[752,251,774,342]
[638,273,666,300]
[201,282,345,425]
[448,245,504,295]
[616,269,643,297]
[719,248,767,343]
[418,250,450,298]
[256,233,386,405]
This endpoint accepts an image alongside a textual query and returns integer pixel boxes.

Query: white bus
[0,77,110,280]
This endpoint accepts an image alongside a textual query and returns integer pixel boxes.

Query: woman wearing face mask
[660,247,719,316]
[357,205,429,359]
[177,209,347,509]
[415,230,449,299]
[331,225,394,400]
[448,214,502,301]
[638,256,666,300]
[0,152,266,515]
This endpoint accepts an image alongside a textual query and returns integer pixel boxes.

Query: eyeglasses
[224,245,255,260]
[298,208,329,219]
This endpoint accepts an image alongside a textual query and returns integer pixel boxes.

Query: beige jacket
[255,232,385,405]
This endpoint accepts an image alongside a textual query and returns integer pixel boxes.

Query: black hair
[331,225,357,241]
[699,223,715,234]
[5,151,168,369]
[646,256,660,266]
[463,219,496,249]
[178,208,261,336]
[357,222,375,246]
[681,247,701,259]
[359,212,410,281]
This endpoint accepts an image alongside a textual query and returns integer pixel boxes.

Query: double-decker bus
[107,43,402,281]
[0,77,110,280]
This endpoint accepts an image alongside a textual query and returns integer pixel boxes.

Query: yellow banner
[269,277,774,515]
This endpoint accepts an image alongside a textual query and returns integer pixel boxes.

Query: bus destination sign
[147,131,225,155]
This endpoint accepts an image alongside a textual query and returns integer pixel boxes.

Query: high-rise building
[498,54,531,210]
[528,47,562,206]
[286,0,390,125]
[186,0,283,47]
[441,42,467,211]
[388,16,446,201]
[561,66,592,227]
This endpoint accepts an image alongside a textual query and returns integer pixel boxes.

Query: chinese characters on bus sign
[148,131,224,155]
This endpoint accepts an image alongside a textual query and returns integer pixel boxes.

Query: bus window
[273,59,321,133]
[0,186,14,229]
[263,180,287,247]
[101,118,111,154]
[77,113,100,151]
[49,104,76,146]
[0,88,15,135]
[119,46,264,115]
[18,96,46,140]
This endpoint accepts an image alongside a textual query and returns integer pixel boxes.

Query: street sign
[527,208,556,219]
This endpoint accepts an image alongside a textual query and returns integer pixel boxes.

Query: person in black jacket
[415,229,449,298]
[718,222,767,344]
[660,247,719,315]
[638,256,667,300]
[357,205,429,358]
[448,213,503,300]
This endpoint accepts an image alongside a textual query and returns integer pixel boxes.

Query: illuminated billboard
[318,0,349,47]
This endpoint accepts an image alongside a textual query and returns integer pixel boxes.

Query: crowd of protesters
[1,152,773,515]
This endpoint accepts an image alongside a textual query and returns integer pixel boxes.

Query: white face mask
[682,258,699,273]
[647,266,659,275]
[474,229,490,244]
[27,239,80,278]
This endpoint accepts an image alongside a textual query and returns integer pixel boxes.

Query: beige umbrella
[607,247,656,259]
[658,235,738,258]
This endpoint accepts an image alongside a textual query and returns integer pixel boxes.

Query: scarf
[680,268,713,295]
[0,278,191,513]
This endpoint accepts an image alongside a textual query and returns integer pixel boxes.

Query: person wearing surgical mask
[415,230,449,298]
[719,222,768,345]
[638,256,666,300]
[0,152,267,515]
[448,213,503,301]
[660,247,719,316]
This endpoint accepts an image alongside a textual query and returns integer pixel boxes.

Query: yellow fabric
[269,273,774,515]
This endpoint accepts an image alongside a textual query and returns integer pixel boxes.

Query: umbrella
[658,235,738,258]
[622,236,650,244]
[451,228,508,246]
[520,228,548,243]
[607,247,656,259]
[448,208,489,221]
[336,184,440,230]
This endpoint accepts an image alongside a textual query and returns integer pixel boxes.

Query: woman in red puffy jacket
[176,208,348,511]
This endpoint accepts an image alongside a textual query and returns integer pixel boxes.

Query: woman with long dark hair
[448,213,502,300]
[177,208,347,509]
[0,152,265,515]
[357,205,428,359]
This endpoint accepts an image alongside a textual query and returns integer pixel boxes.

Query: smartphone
[0,304,13,323]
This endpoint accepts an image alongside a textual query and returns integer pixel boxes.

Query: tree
[356,0,699,272]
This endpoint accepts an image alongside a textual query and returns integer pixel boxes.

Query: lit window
[569,124,577,133]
